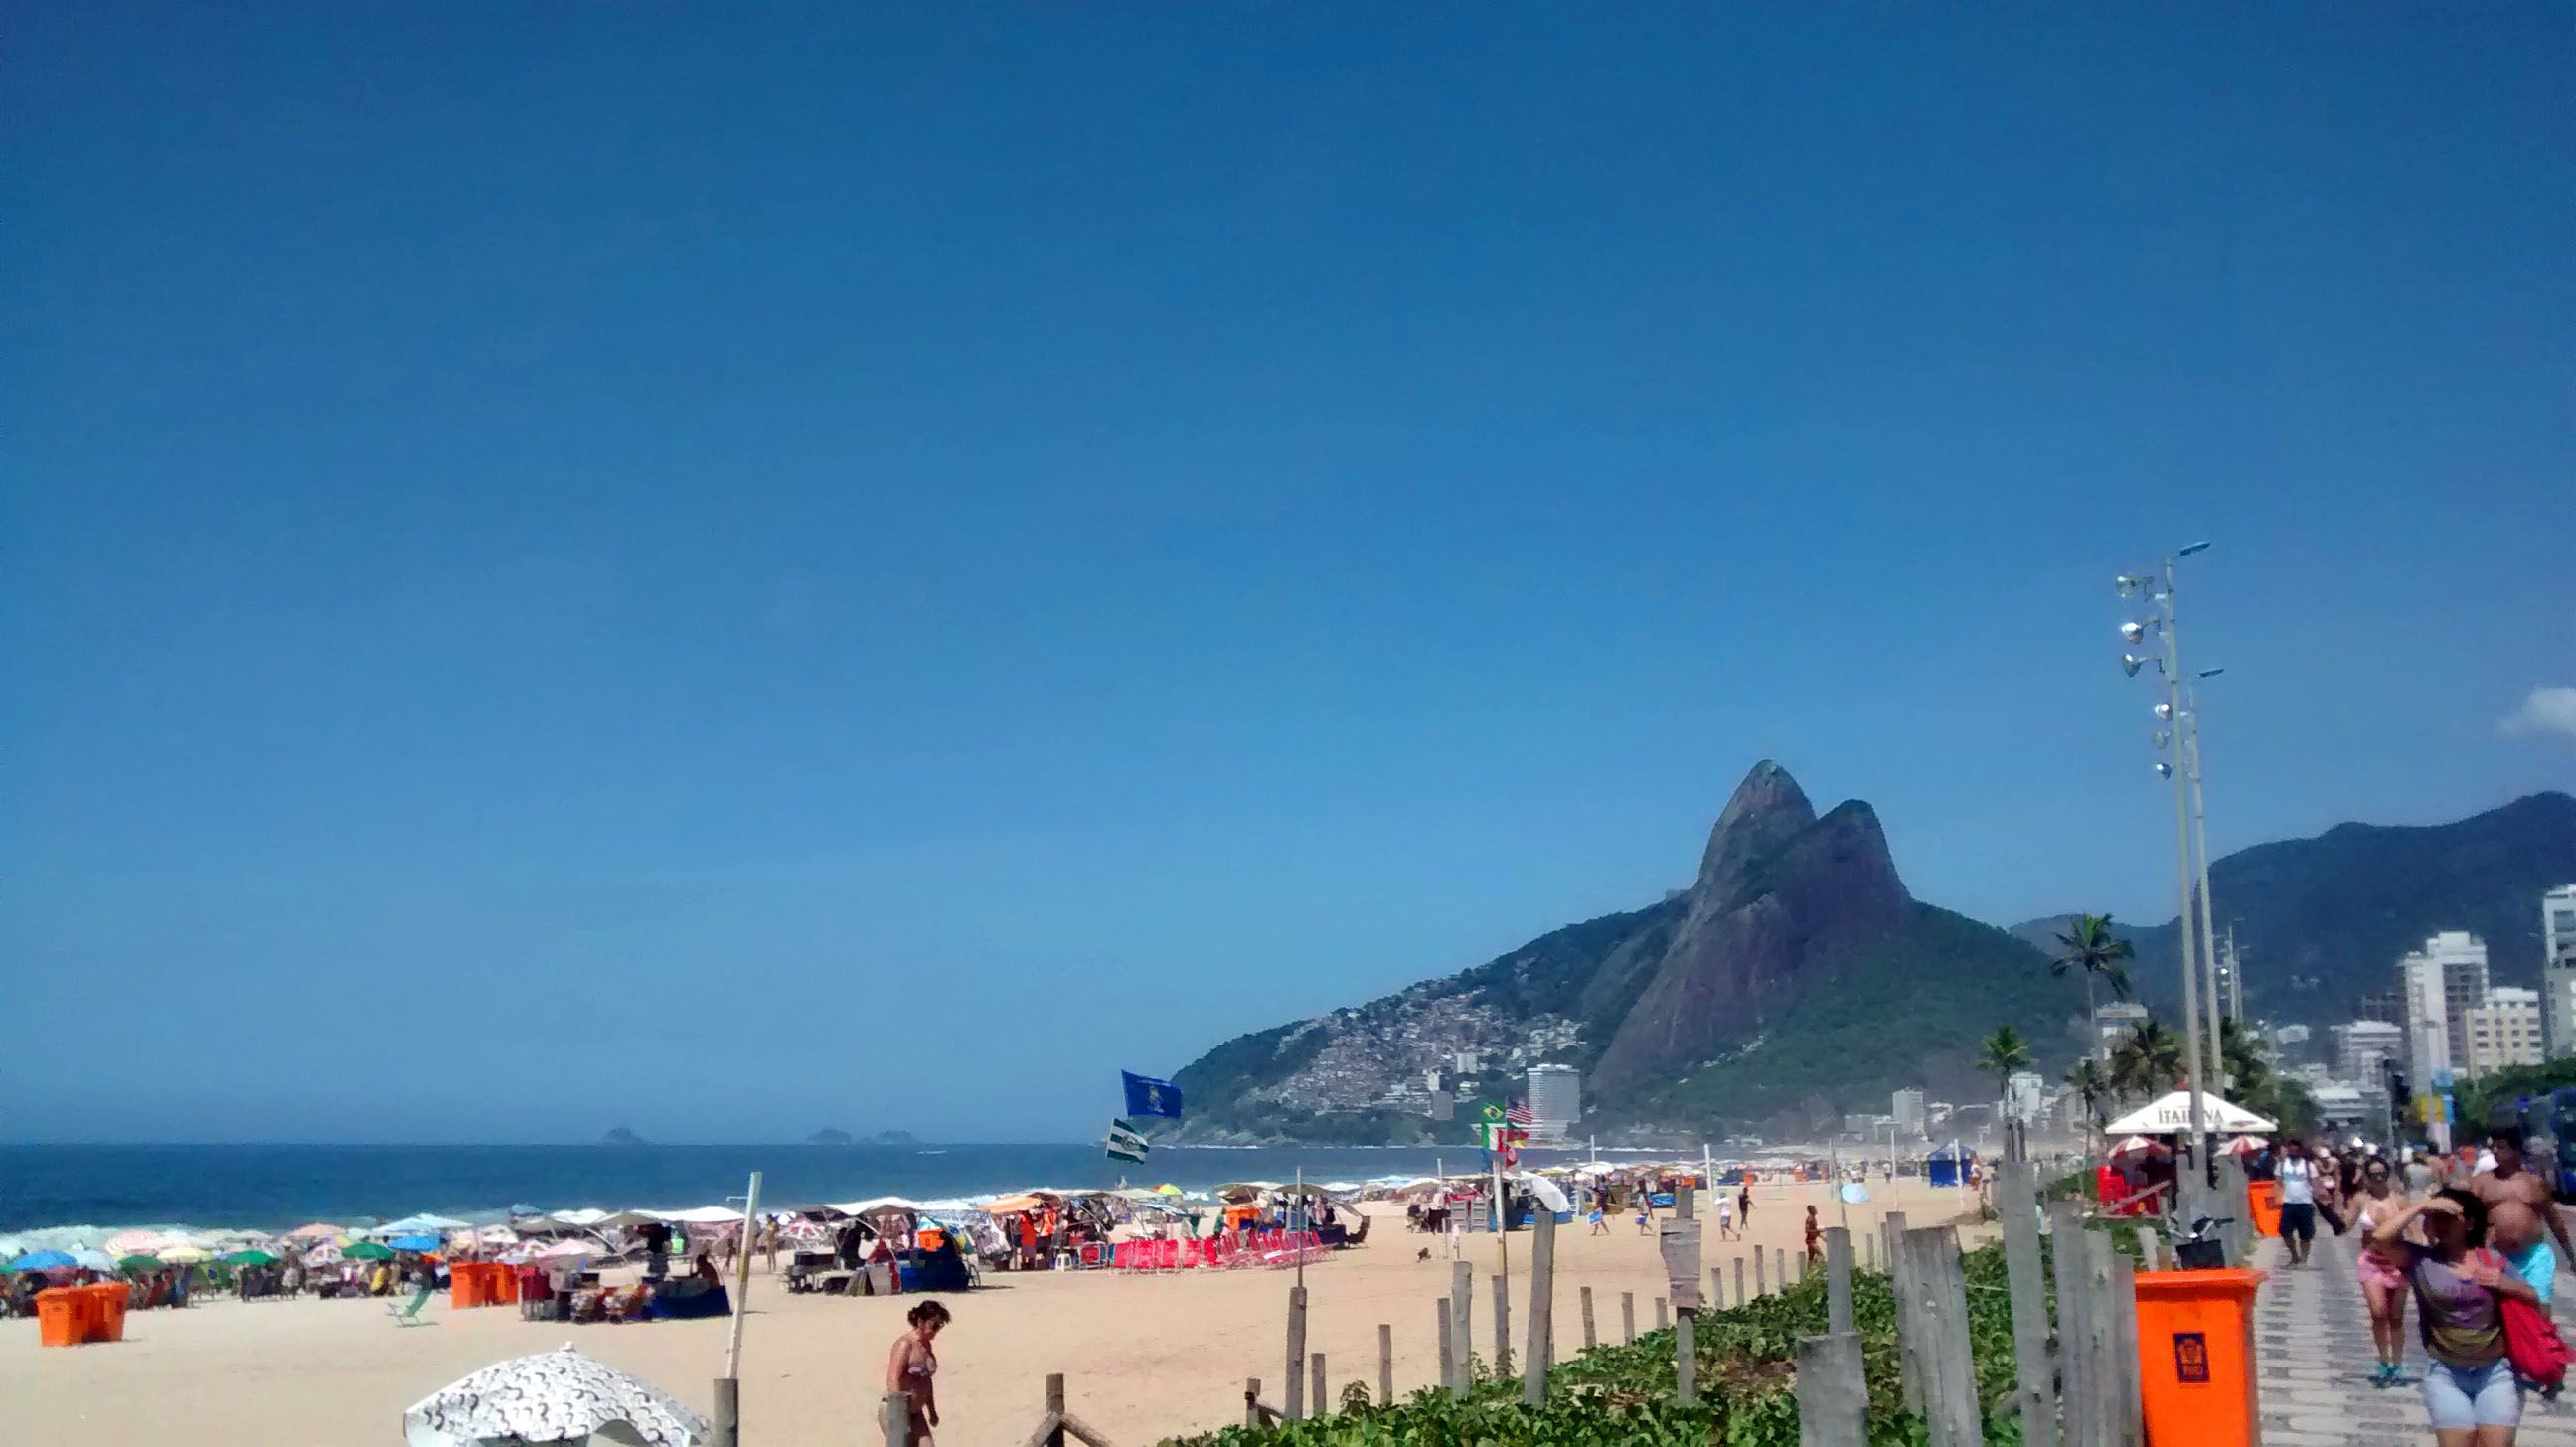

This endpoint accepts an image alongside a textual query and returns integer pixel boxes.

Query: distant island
[804,1128,918,1146]
[599,1127,646,1147]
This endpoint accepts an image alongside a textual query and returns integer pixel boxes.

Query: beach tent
[404,1344,710,1447]
[1925,1143,1970,1188]
[2103,1091,2275,1136]
[1511,1173,1575,1215]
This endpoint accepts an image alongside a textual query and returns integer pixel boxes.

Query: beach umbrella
[390,1235,442,1253]
[157,1244,213,1264]
[1153,1184,1183,1197]
[222,1249,280,1267]
[535,1240,595,1261]
[118,1254,165,1273]
[2219,1136,2268,1157]
[382,1213,473,1234]
[5,1250,76,1274]
[2106,1135,2166,1160]
[287,1221,346,1241]
[103,1229,165,1256]
[403,1344,711,1447]
[68,1248,119,1273]
[344,1241,398,1261]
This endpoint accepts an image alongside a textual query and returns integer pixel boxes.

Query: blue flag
[1122,1070,1185,1120]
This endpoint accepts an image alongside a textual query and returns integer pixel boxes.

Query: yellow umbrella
[1153,1184,1183,1197]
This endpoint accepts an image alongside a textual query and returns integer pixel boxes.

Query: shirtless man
[2470,1123,2573,1311]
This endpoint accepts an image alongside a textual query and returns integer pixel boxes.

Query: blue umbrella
[389,1235,441,1253]
[5,1250,76,1273]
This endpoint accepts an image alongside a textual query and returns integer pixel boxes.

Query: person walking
[1737,1184,1753,1229]
[1587,1198,1608,1235]
[1716,1191,1737,1241]
[2354,1156,2417,1386]
[2277,1138,2321,1266]
[885,1300,950,1444]
[2468,1123,2574,1315]
[2372,1190,2533,1444]
[1804,1206,1823,1264]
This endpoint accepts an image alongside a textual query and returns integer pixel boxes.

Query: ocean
[0,1142,1633,1233]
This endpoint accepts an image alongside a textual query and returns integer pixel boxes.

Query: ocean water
[0,1143,1625,1233]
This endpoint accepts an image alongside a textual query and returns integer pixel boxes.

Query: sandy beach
[3,1178,1983,1447]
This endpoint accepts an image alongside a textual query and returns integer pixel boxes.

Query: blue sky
[5,5,2568,1143]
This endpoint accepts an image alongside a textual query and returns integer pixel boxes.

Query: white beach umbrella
[404,1345,709,1447]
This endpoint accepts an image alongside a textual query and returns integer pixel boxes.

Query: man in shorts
[2275,1137,2320,1265]
[2471,1122,2572,1309]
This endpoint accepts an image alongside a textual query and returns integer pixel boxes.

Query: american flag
[1506,1100,1532,1127]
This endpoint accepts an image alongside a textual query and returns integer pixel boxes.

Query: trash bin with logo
[2134,1267,2265,1447]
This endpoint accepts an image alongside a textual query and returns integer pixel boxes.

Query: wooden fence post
[1044,1374,1066,1447]
[1655,1296,1669,1330]
[1437,1299,1457,1395]
[1452,1261,1474,1366]
[1754,1245,1767,1298]
[1310,1352,1326,1420]
[2107,1248,2143,1447]
[1997,1162,2058,1447]
[1675,1184,1697,1408]
[1711,1266,1725,1312]
[1285,1284,1308,1420]
[1825,1226,1853,1332]
[712,1377,738,1447]
[879,1391,911,1447]
[1795,1331,1868,1447]
[1882,1210,1907,1292]
[1901,1225,1981,1447]
[1378,1322,1393,1407]
[1244,1378,1261,1429]
[1492,1272,1512,1376]
[1581,1285,1597,1349]
[1865,1231,1876,1273]
[2049,1200,2100,1447]
[1524,1206,1555,1405]
[1621,1290,1636,1344]
[1776,1247,1788,1292]
[1889,1219,1926,1415]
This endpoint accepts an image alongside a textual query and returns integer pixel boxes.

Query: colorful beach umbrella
[103,1229,165,1256]
[4,1250,75,1274]
[118,1255,164,1273]
[286,1221,346,1241]
[344,1241,397,1261]
[156,1244,213,1264]
[389,1234,442,1253]
[221,1249,279,1267]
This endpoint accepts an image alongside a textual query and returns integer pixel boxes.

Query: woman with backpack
[2370,1188,2541,1442]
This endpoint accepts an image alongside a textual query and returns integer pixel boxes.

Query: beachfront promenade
[2254,1231,2576,1447]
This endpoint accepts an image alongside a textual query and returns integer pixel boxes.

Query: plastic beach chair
[389,1283,435,1326]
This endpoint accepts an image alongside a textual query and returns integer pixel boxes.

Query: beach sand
[3,1178,1983,1447]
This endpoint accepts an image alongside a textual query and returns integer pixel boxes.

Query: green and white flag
[1105,1118,1150,1163]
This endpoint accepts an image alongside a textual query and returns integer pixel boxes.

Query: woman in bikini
[886,1300,951,1443]
[2353,1155,2415,1386]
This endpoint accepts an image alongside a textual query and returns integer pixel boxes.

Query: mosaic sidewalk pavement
[2250,1231,2576,1446]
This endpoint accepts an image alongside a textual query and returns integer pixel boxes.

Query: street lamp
[2116,545,2225,1201]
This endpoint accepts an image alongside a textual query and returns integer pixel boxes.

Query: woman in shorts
[2352,1156,2415,1386]
[2371,1188,2535,1445]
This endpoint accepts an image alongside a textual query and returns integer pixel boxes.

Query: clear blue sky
[5,5,2568,1143]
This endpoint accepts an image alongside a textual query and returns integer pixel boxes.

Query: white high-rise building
[1891,1089,1927,1138]
[2401,931,2490,1080]
[2542,885,2576,1058]
[1525,1063,1581,1143]
[2005,1070,2044,1122]
[2465,986,2545,1076]
[2332,1020,2405,1084]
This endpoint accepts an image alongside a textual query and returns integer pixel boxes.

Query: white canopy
[825,1197,929,1216]
[2103,1090,2275,1136]
[1512,1173,1574,1214]
[649,1206,745,1225]
[378,1214,472,1236]
[404,1345,709,1447]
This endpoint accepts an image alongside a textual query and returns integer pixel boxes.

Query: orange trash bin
[35,1289,87,1348]
[90,1283,129,1342]
[2247,1180,2282,1238]
[487,1263,519,1305]
[2133,1267,2265,1447]
[449,1263,483,1309]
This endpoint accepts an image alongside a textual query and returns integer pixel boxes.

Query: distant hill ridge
[1172,769,2576,1144]
[2012,790,2576,1026]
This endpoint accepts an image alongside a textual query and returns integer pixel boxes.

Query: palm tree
[2108,1019,2184,1101]
[2064,1057,2112,1154]
[2217,1016,2269,1100]
[1979,1025,2034,1148]
[2050,914,2134,1056]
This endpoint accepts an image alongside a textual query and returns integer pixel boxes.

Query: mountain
[805,1129,856,1145]
[2012,792,2576,1027]
[599,1127,646,1147]
[1170,762,2072,1142]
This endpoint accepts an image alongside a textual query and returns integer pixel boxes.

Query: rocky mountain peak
[1692,760,1819,904]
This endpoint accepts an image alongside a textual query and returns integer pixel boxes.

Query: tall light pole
[2120,545,2216,1190]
